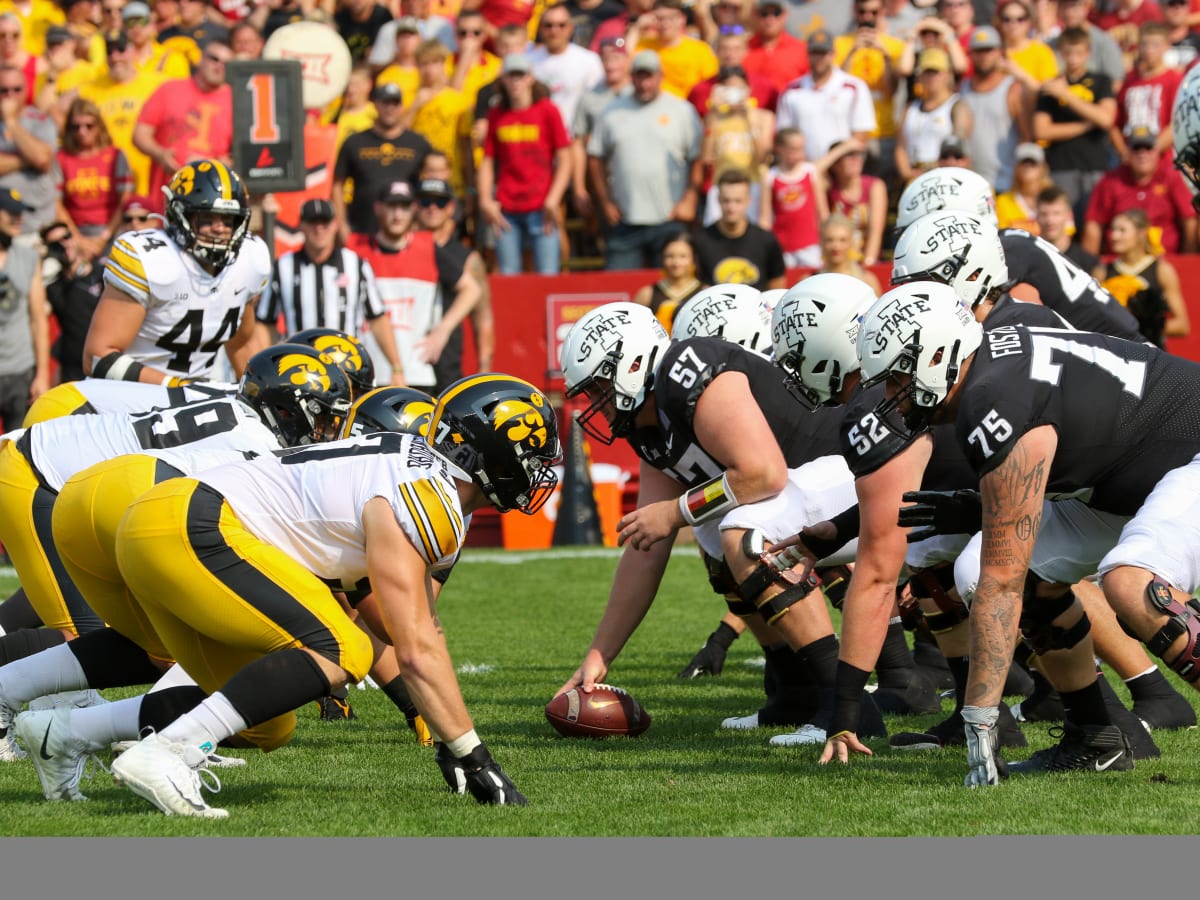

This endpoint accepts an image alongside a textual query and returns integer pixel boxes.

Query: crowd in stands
[4,0,1200,390]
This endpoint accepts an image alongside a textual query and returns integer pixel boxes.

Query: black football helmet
[238,343,353,446]
[429,374,562,514]
[164,159,251,271]
[287,328,376,398]
[340,386,436,440]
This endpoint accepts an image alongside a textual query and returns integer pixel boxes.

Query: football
[544,684,651,738]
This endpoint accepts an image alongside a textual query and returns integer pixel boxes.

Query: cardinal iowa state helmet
[238,343,353,446]
[164,159,251,272]
[429,375,562,514]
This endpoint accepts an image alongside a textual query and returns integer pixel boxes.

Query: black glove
[677,621,739,679]
[456,743,528,806]
[434,741,467,794]
[897,490,982,543]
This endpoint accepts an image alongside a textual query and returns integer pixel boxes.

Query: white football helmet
[770,273,877,409]
[559,301,670,444]
[670,283,771,355]
[895,167,998,232]
[857,282,983,432]
[890,211,1009,309]
[1173,63,1200,205]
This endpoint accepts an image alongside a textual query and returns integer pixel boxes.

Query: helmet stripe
[214,160,233,200]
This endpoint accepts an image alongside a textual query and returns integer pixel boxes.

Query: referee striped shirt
[256,245,386,336]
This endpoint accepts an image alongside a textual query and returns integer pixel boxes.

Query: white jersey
[198,432,467,589]
[69,378,240,416]
[8,398,281,492]
[103,229,272,379]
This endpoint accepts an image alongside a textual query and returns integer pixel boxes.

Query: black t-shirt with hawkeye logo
[692,222,787,292]
[334,129,432,236]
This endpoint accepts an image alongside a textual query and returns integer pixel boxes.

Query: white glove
[962,705,1005,788]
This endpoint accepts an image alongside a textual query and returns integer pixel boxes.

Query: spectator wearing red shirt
[743,0,809,95]
[54,97,133,261]
[687,23,778,116]
[477,53,572,274]
[1114,20,1181,158]
[1082,124,1197,254]
[1091,0,1164,62]
[131,39,234,214]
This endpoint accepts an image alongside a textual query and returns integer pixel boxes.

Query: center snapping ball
[545,684,651,738]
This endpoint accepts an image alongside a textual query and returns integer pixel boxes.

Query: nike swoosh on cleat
[165,774,209,812]
[40,723,54,760]
[1094,752,1124,771]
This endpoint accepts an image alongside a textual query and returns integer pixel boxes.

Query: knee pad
[1142,578,1200,684]
[910,565,968,634]
[815,565,852,610]
[754,577,824,625]
[1018,580,1090,655]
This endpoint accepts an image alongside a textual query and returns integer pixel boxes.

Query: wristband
[828,660,872,737]
[93,351,145,382]
[445,728,481,758]
[709,620,739,651]
[679,472,739,526]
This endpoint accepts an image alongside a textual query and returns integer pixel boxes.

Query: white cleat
[111,733,229,819]
[112,739,246,769]
[721,712,763,730]
[0,694,25,762]
[28,690,108,712]
[768,723,828,747]
[14,707,107,801]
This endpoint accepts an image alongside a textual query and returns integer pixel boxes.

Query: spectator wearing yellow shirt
[996,0,1058,86]
[124,2,191,79]
[834,0,906,187]
[635,0,718,99]
[405,38,473,192]
[995,141,1052,234]
[374,16,422,102]
[0,0,63,57]
[61,0,106,69]
[32,25,86,125]
[333,65,378,155]
[450,9,502,107]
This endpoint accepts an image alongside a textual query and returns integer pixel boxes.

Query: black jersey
[1001,229,1143,341]
[956,324,1200,515]
[630,337,843,488]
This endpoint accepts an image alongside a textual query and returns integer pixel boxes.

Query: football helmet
[287,327,376,398]
[559,302,669,445]
[759,288,788,316]
[857,282,982,432]
[1173,64,1200,210]
[238,343,354,446]
[670,283,772,355]
[429,374,562,515]
[340,386,436,440]
[771,273,877,409]
[163,159,251,272]
[890,211,1009,309]
[895,167,997,232]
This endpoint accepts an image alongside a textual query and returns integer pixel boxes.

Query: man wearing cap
[588,48,703,270]
[0,63,55,235]
[529,2,604,130]
[123,2,191,79]
[633,0,718,99]
[777,29,876,160]
[743,1,809,95]
[895,45,971,183]
[77,33,168,197]
[333,80,433,239]
[1034,24,1117,223]
[414,175,493,378]
[346,180,481,391]
[935,134,970,166]
[0,186,49,430]
[253,197,404,384]
[132,38,234,213]
[961,24,1026,193]
[1083,123,1198,255]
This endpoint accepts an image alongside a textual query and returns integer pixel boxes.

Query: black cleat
[1132,693,1198,732]
[1008,722,1134,774]
[873,668,943,716]
[890,702,1027,750]
[316,694,357,721]
[1095,675,1160,760]
[1011,670,1064,723]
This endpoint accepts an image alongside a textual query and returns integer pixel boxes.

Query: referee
[253,199,405,385]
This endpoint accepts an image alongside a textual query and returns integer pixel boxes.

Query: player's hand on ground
[458,744,528,806]
[818,731,874,765]
[555,649,608,698]
[677,636,727,678]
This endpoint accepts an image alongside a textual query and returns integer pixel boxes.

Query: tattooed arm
[966,424,1056,710]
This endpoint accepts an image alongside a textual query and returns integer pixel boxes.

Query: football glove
[898,489,983,543]
[962,705,1007,788]
[677,621,740,679]
[458,743,528,806]
[409,713,434,747]
[434,741,467,794]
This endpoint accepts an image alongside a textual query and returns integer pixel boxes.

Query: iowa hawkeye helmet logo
[310,334,367,376]
[492,394,549,449]
[276,352,332,391]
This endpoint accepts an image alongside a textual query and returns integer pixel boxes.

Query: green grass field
[1,547,1198,837]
